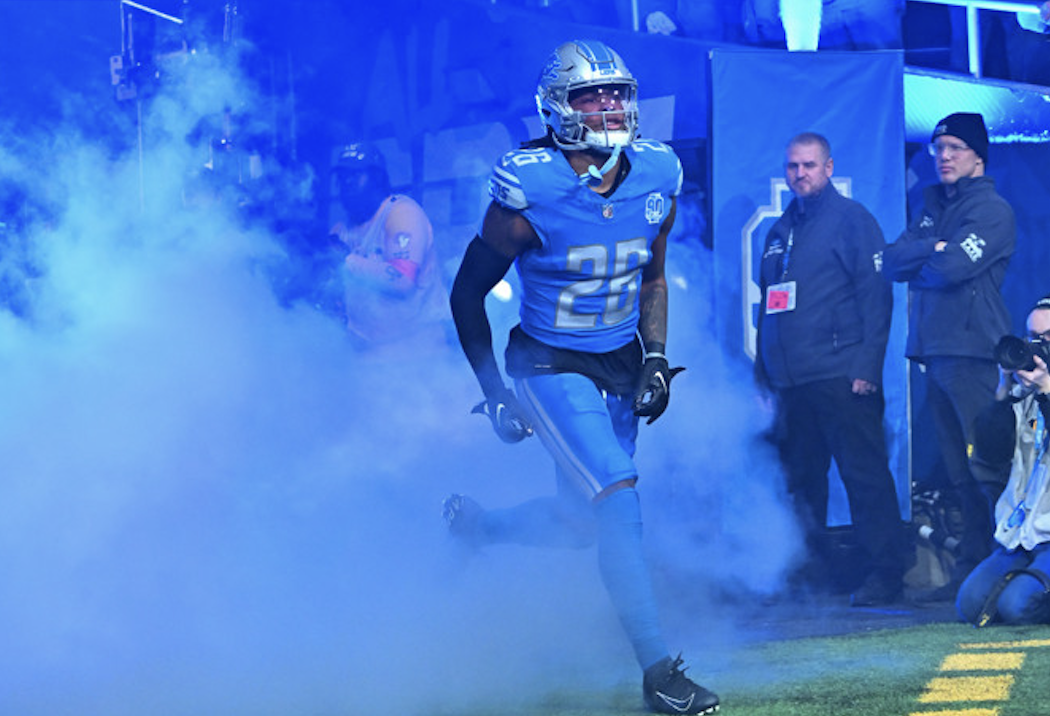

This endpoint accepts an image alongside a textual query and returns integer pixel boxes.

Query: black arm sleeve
[449,236,516,399]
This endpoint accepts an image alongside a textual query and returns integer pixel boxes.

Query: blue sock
[482,496,596,548]
[595,487,668,670]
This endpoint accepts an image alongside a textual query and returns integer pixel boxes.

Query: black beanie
[931,112,989,165]
[1034,294,1050,312]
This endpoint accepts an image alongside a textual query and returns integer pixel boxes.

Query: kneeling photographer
[956,294,1050,626]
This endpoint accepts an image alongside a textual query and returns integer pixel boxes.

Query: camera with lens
[994,334,1050,372]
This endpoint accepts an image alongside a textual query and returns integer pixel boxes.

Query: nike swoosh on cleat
[657,691,695,713]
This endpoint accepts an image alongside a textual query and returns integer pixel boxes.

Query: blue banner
[710,48,910,523]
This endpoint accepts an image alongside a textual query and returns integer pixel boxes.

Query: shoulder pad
[629,140,683,196]
[488,148,557,211]
[631,138,674,154]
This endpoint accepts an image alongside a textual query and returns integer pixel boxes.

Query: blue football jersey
[489,140,682,353]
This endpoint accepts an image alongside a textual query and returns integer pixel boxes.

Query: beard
[340,187,387,226]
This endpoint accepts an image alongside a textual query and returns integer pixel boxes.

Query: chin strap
[578,144,623,186]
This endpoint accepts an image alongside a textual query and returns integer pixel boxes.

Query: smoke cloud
[0,18,801,716]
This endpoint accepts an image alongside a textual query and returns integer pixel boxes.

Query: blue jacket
[755,184,892,390]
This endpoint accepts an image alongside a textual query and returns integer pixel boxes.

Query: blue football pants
[477,372,669,670]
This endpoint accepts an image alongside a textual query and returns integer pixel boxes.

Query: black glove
[472,388,534,443]
[632,353,685,425]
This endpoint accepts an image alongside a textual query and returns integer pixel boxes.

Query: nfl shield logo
[645,193,664,225]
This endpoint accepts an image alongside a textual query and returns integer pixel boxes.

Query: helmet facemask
[563,82,638,152]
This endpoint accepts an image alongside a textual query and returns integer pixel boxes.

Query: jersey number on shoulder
[508,149,553,167]
[556,238,648,329]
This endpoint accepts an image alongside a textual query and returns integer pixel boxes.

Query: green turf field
[442,624,1050,715]
[714,624,1050,716]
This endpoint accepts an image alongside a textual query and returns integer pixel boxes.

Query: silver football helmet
[536,40,639,152]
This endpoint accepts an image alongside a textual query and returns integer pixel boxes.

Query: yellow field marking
[939,652,1025,672]
[918,675,1014,703]
[914,637,1041,715]
[960,639,1050,650]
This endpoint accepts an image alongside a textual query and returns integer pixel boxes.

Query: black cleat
[643,655,719,714]
[441,493,485,546]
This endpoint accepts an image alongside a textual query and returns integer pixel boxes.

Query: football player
[444,40,719,715]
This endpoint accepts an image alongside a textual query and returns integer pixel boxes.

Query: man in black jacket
[756,132,905,606]
[884,112,1016,601]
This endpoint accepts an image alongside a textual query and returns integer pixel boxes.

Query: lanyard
[780,229,795,281]
[1009,409,1049,528]
[1036,409,1048,463]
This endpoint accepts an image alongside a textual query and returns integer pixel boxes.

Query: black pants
[774,377,905,579]
[922,356,999,573]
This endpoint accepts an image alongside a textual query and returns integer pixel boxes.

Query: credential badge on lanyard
[765,229,796,314]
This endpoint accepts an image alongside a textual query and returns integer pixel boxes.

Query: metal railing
[881,1,1041,78]
[623,0,1043,78]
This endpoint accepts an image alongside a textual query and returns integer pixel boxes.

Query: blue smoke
[0,6,802,715]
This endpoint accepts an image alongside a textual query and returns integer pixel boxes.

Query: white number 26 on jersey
[555,238,648,329]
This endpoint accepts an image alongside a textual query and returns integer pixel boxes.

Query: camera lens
[994,335,1037,372]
